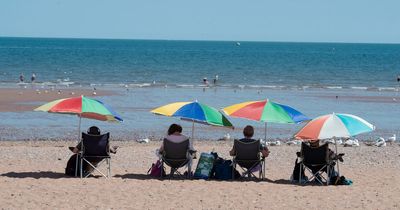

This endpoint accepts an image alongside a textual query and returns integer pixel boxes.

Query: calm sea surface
[0,37,399,141]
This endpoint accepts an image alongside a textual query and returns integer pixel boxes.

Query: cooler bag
[193,152,215,179]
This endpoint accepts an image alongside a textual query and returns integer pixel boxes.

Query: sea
[0,37,399,141]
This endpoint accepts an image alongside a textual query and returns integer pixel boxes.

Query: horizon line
[1,35,400,45]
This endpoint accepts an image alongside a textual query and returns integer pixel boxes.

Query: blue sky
[1,0,399,43]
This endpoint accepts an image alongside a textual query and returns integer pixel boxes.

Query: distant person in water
[397,75,400,83]
[203,77,209,85]
[31,73,36,83]
[19,73,24,83]
[213,74,219,85]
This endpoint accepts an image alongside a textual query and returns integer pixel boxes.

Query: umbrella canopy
[294,113,375,140]
[222,99,309,140]
[34,95,123,122]
[222,99,309,124]
[151,101,233,127]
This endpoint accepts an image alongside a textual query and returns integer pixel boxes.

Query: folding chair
[80,132,111,178]
[299,142,333,185]
[232,139,265,180]
[160,138,193,178]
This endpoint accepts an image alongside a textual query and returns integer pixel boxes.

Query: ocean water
[0,37,399,141]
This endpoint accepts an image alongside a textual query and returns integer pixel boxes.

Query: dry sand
[0,140,399,210]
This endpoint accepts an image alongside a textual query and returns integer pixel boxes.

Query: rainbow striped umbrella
[151,101,233,140]
[34,95,122,139]
[294,113,374,177]
[223,99,309,140]
[294,113,375,140]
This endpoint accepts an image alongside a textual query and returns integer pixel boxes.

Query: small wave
[176,84,195,88]
[351,86,368,90]
[378,87,397,91]
[129,83,152,88]
[325,86,343,89]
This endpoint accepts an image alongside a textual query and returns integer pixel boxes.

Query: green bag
[194,152,215,179]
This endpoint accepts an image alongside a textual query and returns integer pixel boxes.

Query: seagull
[136,138,150,143]
[375,137,386,147]
[223,133,231,141]
[269,140,281,146]
[387,134,396,145]
[344,139,360,147]
[286,140,300,145]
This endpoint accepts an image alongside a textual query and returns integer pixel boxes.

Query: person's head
[168,124,182,135]
[88,126,100,135]
[243,125,254,138]
[309,140,320,147]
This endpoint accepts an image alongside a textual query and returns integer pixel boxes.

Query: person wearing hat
[71,126,117,154]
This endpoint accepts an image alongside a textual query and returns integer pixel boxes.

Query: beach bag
[291,159,305,181]
[211,152,240,180]
[214,159,241,180]
[330,175,353,185]
[65,154,88,177]
[194,152,215,179]
[147,160,166,177]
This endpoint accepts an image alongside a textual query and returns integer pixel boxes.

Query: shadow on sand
[1,171,72,179]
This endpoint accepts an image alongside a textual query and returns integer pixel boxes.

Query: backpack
[330,175,353,185]
[211,152,241,180]
[65,154,85,177]
[291,159,306,181]
[147,160,166,177]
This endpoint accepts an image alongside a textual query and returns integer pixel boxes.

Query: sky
[1,0,399,43]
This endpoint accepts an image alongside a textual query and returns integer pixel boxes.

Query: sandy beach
[0,140,399,210]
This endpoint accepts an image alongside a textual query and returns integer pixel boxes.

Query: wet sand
[0,87,113,112]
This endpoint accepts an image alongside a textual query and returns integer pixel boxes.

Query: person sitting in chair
[230,125,270,157]
[158,123,195,155]
[71,126,117,154]
[294,140,343,183]
[230,125,270,175]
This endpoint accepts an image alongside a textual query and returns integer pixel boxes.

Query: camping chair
[80,132,111,178]
[232,139,265,180]
[299,142,333,185]
[160,139,194,178]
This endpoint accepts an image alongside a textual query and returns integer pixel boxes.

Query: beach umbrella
[34,95,123,139]
[150,101,233,140]
[294,113,375,140]
[222,99,309,140]
[294,113,375,175]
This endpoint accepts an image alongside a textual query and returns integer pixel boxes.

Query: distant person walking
[31,73,36,83]
[19,73,24,83]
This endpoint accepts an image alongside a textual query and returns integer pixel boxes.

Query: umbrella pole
[191,120,195,141]
[264,122,267,141]
[334,137,340,177]
[78,115,82,142]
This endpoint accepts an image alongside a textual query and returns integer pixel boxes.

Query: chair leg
[262,161,266,180]
[80,157,83,179]
[326,165,329,186]
[161,161,164,179]
[232,162,236,180]
[299,164,302,184]
[75,154,79,177]
[107,158,111,178]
